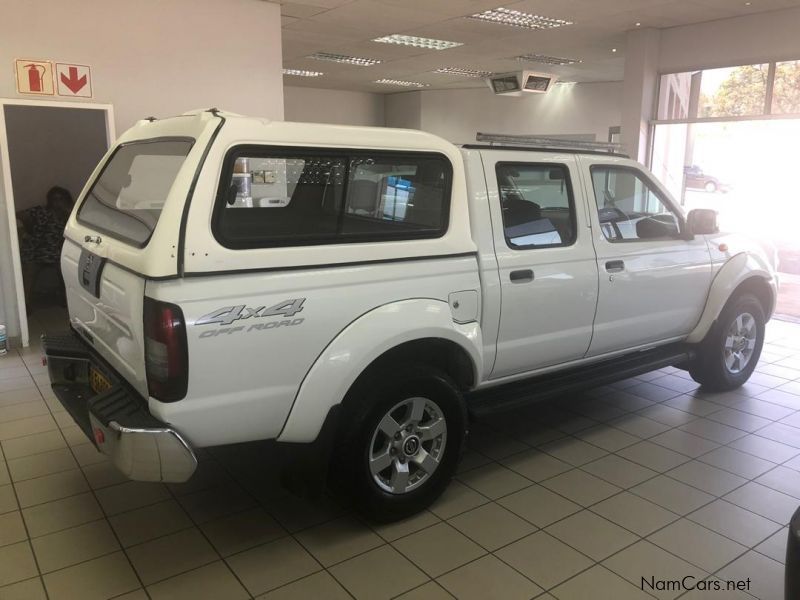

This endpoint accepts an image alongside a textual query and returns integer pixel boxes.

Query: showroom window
[657,60,800,122]
[213,148,452,248]
[590,166,682,242]
[495,163,576,249]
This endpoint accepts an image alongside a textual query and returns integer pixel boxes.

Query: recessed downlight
[434,66,493,78]
[468,7,573,30]
[373,34,462,50]
[308,52,381,66]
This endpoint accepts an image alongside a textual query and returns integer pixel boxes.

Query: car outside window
[590,166,682,242]
[496,163,576,249]
[214,148,451,249]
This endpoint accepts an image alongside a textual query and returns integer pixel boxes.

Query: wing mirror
[687,208,719,235]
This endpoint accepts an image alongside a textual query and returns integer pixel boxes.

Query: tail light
[144,297,188,402]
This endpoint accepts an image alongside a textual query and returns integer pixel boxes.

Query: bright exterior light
[372,34,462,50]
[282,69,324,77]
[374,79,430,87]
[612,48,618,53]
[515,53,581,66]
[308,52,381,66]
[468,7,573,30]
[434,67,493,78]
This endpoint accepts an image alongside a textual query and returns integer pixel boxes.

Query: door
[580,157,713,356]
[0,99,114,347]
[484,152,599,379]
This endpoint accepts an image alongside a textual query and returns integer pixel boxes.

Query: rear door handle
[605,260,625,273]
[510,269,534,283]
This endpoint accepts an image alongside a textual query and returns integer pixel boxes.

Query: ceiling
[273,0,800,92]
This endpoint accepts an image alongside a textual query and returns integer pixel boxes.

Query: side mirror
[687,208,719,235]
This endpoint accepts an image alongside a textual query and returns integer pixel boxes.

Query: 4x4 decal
[196,299,305,326]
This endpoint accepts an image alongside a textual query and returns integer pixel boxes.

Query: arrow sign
[55,63,92,98]
[60,66,86,93]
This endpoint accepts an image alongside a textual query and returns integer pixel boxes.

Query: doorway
[0,99,114,347]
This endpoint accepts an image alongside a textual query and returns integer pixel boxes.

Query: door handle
[605,260,625,273]
[510,269,534,283]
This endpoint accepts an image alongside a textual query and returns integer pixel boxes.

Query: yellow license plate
[89,367,112,395]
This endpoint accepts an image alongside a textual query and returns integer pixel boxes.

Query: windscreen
[77,138,194,247]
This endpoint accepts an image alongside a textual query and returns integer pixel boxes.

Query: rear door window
[77,138,194,247]
[496,163,577,249]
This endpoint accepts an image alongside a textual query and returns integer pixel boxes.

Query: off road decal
[195,299,305,338]
[195,299,305,326]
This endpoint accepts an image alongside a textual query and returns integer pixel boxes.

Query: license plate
[89,367,112,395]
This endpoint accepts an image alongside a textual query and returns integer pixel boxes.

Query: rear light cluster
[144,297,188,402]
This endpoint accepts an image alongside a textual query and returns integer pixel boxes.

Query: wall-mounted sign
[55,63,92,98]
[14,59,54,95]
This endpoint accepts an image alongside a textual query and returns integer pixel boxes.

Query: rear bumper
[42,332,197,483]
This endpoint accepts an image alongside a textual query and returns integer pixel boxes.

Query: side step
[467,344,695,417]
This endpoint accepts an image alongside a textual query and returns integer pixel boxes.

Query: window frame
[76,136,196,248]
[589,164,686,244]
[494,161,578,251]
[211,144,453,250]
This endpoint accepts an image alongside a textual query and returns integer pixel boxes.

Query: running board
[467,344,695,417]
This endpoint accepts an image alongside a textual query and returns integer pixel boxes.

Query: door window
[590,166,682,242]
[496,163,576,249]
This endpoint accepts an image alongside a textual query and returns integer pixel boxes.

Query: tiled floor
[0,315,798,599]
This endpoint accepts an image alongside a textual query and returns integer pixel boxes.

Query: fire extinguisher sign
[14,59,55,95]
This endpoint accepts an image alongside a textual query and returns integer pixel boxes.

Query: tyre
[331,364,467,522]
[704,181,718,193]
[689,293,765,391]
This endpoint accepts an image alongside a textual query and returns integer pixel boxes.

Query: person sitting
[16,186,74,309]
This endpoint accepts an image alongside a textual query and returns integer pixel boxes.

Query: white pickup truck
[44,109,778,520]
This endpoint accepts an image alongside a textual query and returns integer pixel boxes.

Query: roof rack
[474,132,626,155]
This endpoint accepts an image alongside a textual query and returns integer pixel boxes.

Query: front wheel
[689,293,765,391]
[705,181,718,193]
[332,365,467,522]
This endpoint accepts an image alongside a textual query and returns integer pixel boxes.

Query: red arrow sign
[60,66,87,94]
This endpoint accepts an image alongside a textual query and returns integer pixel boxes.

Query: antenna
[475,132,626,155]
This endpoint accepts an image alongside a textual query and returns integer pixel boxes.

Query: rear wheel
[705,181,718,193]
[689,293,765,391]
[331,365,467,522]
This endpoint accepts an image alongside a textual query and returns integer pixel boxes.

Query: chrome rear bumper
[42,333,197,483]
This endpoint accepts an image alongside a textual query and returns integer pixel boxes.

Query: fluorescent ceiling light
[374,78,430,88]
[308,52,381,66]
[372,34,463,50]
[282,69,324,77]
[516,53,581,66]
[434,67,493,78]
[469,7,573,30]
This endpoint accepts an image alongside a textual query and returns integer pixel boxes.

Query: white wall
[385,91,422,130]
[0,0,284,133]
[659,7,800,73]
[284,86,384,127]
[386,82,623,145]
